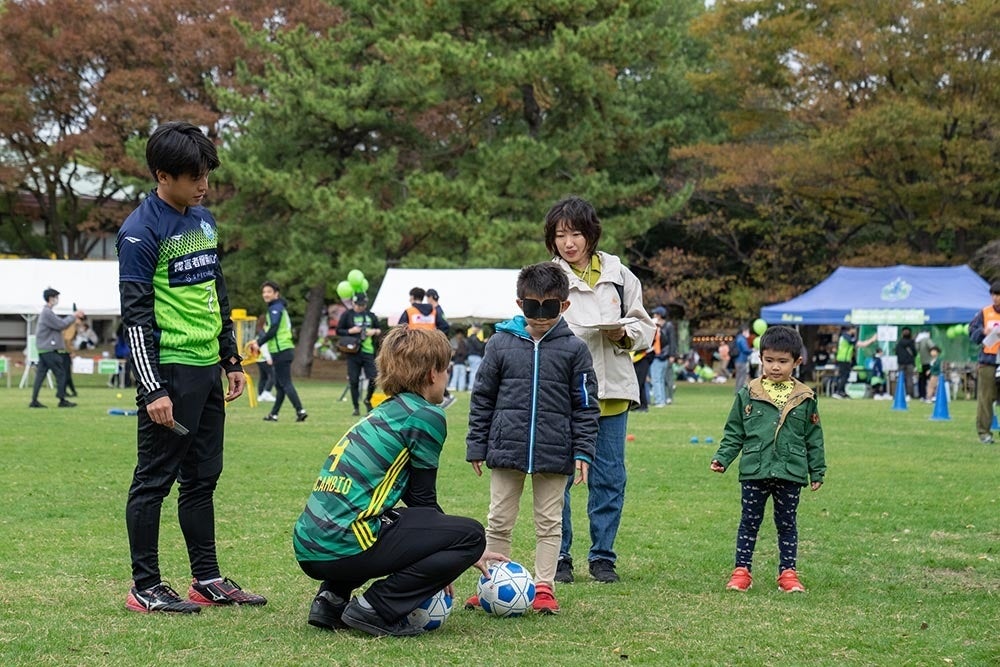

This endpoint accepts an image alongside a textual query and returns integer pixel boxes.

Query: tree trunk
[293,281,326,377]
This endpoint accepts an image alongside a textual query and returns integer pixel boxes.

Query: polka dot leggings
[734,478,802,572]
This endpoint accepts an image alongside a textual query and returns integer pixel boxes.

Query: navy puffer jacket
[466,316,599,475]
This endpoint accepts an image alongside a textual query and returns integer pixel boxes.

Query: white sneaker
[258,391,276,402]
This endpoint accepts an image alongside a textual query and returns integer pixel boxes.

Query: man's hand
[246,340,260,356]
[473,551,511,579]
[470,461,484,476]
[602,326,626,342]
[225,371,245,402]
[146,395,175,429]
[710,460,726,473]
[574,460,589,485]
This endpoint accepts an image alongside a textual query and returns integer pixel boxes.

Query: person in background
[398,288,454,408]
[247,281,307,423]
[969,280,1000,444]
[630,344,653,412]
[449,328,469,391]
[426,289,455,407]
[833,325,877,399]
[732,324,752,393]
[29,287,85,408]
[544,195,654,584]
[254,314,276,402]
[924,346,942,404]
[112,322,135,389]
[915,329,936,400]
[73,320,99,350]
[649,307,677,407]
[465,323,487,390]
[894,327,917,398]
[868,347,888,399]
[338,293,382,416]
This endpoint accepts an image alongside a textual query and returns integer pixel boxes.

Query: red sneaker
[725,567,752,591]
[188,577,267,606]
[777,569,805,593]
[532,583,559,614]
[464,594,480,610]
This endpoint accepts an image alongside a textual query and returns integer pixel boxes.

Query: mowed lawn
[0,373,996,666]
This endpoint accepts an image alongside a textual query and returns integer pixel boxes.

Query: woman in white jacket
[545,196,654,584]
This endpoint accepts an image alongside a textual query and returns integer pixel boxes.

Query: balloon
[348,269,366,289]
[752,336,761,350]
[752,318,767,335]
[361,277,369,292]
[336,281,354,300]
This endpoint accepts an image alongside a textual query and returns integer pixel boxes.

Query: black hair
[517,262,569,300]
[409,287,426,301]
[991,281,1000,295]
[146,121,220,181]
[261,280,280,293]
[543,196,602,259]
[758,325,804,359]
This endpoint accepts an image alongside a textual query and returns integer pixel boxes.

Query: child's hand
[710,460,726,473]
[574,460,589,486]
[470,461,484,476]
[811,481,823,491]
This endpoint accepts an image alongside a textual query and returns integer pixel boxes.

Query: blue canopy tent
[760,265,991,326]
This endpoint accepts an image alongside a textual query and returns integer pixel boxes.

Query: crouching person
[293,326,504,636]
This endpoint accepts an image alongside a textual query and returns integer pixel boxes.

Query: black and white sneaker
[341,597,425,637]
[188,577,267,606]
[296,410,308,422]
[263,414,279,422]
[126,582,201,614]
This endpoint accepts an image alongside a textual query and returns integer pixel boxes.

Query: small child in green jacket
[710,325,826,593]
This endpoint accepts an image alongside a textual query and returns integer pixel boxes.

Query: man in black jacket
[895,327,917,398]
[338,293,381,416]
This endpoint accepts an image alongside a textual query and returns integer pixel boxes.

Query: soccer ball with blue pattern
[476,561,535,617]
[406,589,453,630]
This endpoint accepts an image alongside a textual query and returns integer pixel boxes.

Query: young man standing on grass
[117,121,266,613]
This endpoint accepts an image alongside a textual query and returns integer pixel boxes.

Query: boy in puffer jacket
[466,262,599,614]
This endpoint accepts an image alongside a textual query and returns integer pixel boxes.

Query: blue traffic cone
[891,375,908,411]
[929,377,950,421]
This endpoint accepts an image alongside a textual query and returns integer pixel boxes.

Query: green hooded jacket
[712,377,826,485]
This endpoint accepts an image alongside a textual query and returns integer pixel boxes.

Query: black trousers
[347,351,377,409]
[632,355,654,409]
[269,348,303,414]
[256,360,274,394]
[835,361,852,394]
[32,351,69,402]
[126,364,226,590]
[299,507,485,622]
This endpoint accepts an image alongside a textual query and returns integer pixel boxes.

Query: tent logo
[881,277,912,302]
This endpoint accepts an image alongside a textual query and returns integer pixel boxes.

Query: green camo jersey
[118,193,225,366]
[293,392,445,560]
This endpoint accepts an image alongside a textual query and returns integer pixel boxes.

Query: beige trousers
[486,468,569,588]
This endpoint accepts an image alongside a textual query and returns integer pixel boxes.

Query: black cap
[353,292,368,304]
[426,288,439,300]
[43,288,60,301]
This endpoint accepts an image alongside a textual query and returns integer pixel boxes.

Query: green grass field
[0,374,996,666]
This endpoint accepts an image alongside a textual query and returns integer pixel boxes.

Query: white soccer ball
[407,589,453,630]
[476,561,536,617]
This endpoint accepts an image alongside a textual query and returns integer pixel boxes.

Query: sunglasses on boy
[520,298,563,320]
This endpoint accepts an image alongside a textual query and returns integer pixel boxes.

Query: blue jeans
[649,358,668,405]
[560,410,628,564]
[467,355,483,390]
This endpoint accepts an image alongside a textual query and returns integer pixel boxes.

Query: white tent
[0,259,120,316]
[370,268,521,324]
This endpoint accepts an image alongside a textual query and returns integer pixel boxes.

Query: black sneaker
[364,400,373,414]
[126,582,201,614]
[555,558,574,584]
[308,590,348,630]
[263,414,278,422]
[28,401,47,408]
[187,577,267,606]
[58,399,77,408]
[296,410,308,422]
[351,408,360,416]
[341,597,425,637]
[589,558,620,583]
[439,394,456,410]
